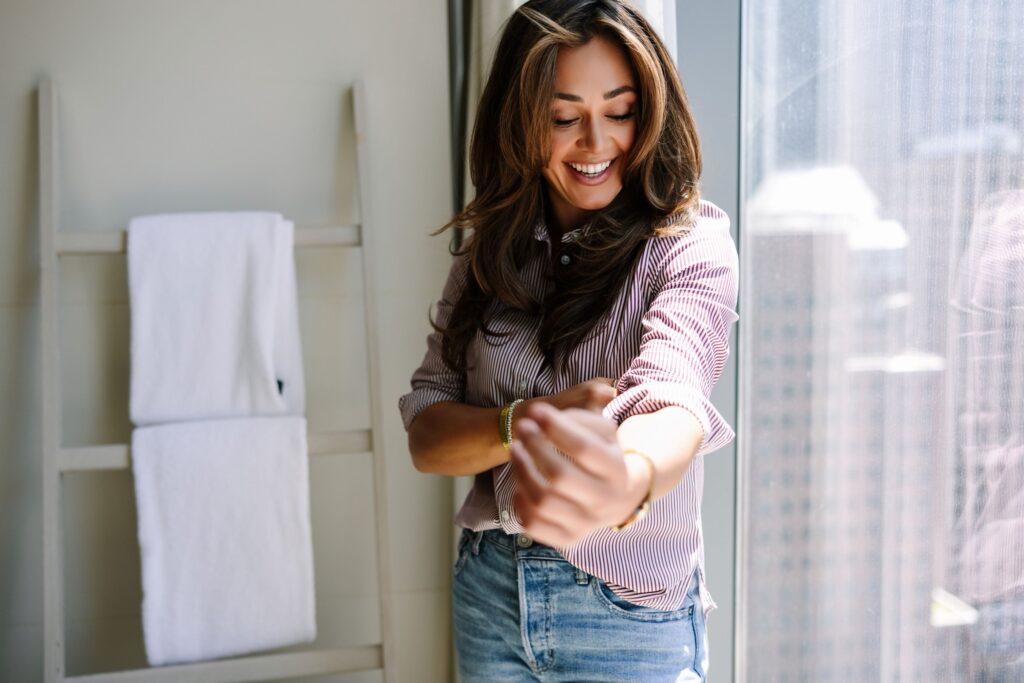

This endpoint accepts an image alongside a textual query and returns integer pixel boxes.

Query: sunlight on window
[739,1,1024,680]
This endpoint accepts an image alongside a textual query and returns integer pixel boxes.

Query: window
[739,1,1024,680]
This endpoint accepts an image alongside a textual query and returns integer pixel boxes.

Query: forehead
[552,34,635,94]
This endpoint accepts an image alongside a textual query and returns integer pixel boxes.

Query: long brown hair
[436,0,702,374]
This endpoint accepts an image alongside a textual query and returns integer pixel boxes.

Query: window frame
[675,1,744,680]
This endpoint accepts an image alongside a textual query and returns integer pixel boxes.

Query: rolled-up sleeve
[398,252,470,430]
[603,223,739,456]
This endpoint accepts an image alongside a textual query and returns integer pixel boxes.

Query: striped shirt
[399,200,739,613]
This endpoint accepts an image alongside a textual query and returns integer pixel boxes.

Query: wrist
[499,399,525,450]
[623,453,649,502]
[612,449,656,532]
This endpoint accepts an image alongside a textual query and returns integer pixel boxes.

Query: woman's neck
[544,187,594,240]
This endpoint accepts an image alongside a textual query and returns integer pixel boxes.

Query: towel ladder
[38,78,397,683]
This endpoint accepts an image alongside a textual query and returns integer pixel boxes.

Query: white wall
[0,1,456,681]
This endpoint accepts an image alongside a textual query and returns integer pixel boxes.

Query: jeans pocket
[591,578,694,623]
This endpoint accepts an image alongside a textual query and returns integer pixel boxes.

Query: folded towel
[128,212,305,425]
[132,416,317,666]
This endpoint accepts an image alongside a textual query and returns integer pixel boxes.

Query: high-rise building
[741,0,1023,680]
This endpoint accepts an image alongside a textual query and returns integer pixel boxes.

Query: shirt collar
[532,217,591,245]
[530,208,691,244]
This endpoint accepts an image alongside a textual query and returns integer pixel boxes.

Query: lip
[565,157,616,186]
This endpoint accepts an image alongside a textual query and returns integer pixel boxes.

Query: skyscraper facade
[740,0,1024,680]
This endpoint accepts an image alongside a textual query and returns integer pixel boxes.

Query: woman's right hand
[534,377,617,413]
[408,377,618,476]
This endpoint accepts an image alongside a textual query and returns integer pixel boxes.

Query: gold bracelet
[611,449,657,532]
[499,399,524,450]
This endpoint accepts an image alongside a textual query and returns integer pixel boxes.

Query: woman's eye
[552,110,635,127]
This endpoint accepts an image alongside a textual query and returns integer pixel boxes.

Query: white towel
[127,211,316,665]
[132,416,316,666]
[128,211,305,424]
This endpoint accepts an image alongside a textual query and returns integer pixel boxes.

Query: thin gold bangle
[611,448,657,532]
[499,403,510,447]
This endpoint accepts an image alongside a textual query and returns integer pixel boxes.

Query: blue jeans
[452,528,709,682]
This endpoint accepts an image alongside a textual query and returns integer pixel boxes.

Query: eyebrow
[554,85,636,102]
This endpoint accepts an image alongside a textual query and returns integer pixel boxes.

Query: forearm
[616,406,704,500]
[408,400,518,476]
[408,378,617,477]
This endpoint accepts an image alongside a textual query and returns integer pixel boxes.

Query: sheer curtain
[738,1,1024,680]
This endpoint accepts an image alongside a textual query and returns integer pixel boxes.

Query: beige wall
[0,1,456,680]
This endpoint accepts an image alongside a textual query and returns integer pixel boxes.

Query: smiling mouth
[566,157,615,180]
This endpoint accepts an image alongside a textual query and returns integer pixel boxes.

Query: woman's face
[542,34,638,231]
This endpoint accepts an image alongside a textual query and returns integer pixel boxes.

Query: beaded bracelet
[499,399,525,450]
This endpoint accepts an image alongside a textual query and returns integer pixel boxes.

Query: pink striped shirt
[399,199,739,612]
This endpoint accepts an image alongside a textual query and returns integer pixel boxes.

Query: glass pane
[738,1,1024,681]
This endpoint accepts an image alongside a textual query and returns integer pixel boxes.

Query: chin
[571,189,621,211]
[575,199,613,211]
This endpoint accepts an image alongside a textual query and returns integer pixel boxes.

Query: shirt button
[500,510,511,523]
[517,380,530,393]
[560,253,571,265]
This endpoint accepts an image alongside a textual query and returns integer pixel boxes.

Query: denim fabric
[453,528,709,682]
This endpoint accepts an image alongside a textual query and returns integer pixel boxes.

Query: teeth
[569,159,612,175]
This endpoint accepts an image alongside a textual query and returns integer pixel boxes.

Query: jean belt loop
[575,568,590,585]
[470,530,484,555]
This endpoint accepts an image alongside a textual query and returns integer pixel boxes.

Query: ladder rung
[293,225,362,247]
[307,428,373,455]
[55,225,362,254]
[59,429,373,472]
[63,644,382,683]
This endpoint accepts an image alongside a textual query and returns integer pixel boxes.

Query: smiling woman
[543,36,638,230]
[399,1,739,681]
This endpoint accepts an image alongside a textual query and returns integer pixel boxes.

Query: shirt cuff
[602,381,735,457]
[398,386,462,431]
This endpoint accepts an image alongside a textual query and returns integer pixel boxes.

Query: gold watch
[611,449,656,532]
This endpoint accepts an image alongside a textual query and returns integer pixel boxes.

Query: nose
[579,116,607,150]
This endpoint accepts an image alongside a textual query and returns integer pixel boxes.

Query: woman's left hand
[509,401,651,547]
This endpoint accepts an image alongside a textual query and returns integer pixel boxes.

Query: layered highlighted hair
[437,0,702,373]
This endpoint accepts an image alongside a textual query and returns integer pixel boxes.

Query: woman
[399,1,738,680]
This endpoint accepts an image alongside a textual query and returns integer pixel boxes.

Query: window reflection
[739,0,1024,680]
[951,191,1024,681]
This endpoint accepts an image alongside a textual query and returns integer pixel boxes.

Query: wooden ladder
[37,77,396,683]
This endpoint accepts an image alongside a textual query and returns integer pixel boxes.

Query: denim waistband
[463,527,568,560]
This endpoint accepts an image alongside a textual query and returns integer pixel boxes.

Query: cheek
[547,132,573,167]
[617,125,638,156]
